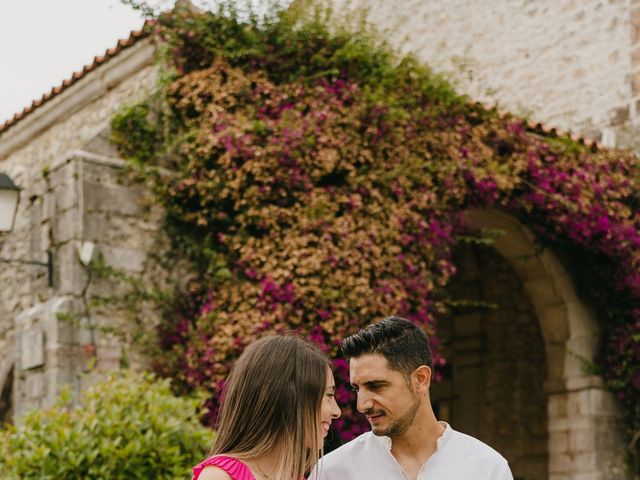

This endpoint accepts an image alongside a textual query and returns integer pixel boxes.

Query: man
[314,316,513,480]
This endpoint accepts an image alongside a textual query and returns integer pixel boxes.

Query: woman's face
[319,367,341,443]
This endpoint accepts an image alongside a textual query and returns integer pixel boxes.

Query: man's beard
[368,394,421,438]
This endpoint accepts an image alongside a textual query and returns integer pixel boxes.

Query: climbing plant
[112,0,640,464]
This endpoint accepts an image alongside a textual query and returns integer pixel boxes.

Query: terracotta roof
[0,22,152,135]
[524,119,599,151]
[475,101,600,151]
[0,20,599,151]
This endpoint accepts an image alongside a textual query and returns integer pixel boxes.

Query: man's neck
[388,409,445,478]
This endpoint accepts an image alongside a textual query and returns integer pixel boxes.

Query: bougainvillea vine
[111,1,640,462]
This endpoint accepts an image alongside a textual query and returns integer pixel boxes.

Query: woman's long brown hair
[210,335,330,479]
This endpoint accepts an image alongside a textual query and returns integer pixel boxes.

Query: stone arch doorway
[432,241,548,480]
[431,209,628,480]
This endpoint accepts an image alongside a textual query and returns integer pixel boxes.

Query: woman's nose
[331,399,341,418]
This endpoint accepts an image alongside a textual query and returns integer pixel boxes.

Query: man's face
[349,353,423,438]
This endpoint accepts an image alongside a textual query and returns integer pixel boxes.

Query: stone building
[0,28,160,422]
[333,0,640,149]
[0,2,635,479]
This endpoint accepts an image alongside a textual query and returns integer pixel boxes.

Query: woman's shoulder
[196,466,233,480]
[193,455,255,480]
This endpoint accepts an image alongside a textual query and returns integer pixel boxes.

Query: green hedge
[0,371,212,479]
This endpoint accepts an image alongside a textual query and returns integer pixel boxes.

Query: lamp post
[0,172,53,286]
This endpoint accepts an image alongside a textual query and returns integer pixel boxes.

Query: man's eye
[350,385,359,392]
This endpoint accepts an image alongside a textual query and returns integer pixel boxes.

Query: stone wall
[7,151,165,419]
[0,38,159,421]
[333,0,638,146]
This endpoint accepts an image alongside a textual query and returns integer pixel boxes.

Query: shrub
[0,371,212,479]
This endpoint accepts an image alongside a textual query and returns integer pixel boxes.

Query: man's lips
[366,412,385,423]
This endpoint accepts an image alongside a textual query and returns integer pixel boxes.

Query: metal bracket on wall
[0,250,53,287]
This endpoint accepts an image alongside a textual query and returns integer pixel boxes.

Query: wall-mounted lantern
[0,172,53,286]
[0,172,20,232]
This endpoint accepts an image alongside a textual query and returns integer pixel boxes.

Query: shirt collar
[375,421,452,452]
[435,421,452,451]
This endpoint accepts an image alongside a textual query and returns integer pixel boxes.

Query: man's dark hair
[341,316,433,374]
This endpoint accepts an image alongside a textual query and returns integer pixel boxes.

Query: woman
[192,334,341,480]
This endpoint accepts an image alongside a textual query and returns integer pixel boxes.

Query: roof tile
[0,22,151,134]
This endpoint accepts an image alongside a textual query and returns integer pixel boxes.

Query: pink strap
[192,455,256,480]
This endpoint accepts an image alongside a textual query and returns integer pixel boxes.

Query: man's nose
[356,391,374,413]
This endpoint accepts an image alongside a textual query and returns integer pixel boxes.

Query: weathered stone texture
[0,40,158,421]
[333,0,635,136]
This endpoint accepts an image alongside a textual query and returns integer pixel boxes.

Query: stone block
[569,473,601,480]
[538,302,569,342]
[572,452,597,472]
[82,127,120,157]
[590,388,624,415]
[20,326,44,370]
[549,452,572,473]
[82,211,111,244]
[569,428,596,452]
[453,334,485,354]
[56,181,78,212]
[631,7,640,44]
[25,371,44,400]
[98,245,147,273]
[41,191,55,223]
[52,208,79,244]
[523,278,561,309]
[594,429,625,451]
[28,199,43,255]
[567,389,593,416]
[631,71,640,97]
[608,105,630,125]
[548,394,567,418]
[56,241,88,295]
[82,211,159,251]
[81,161,119,185]
[83,181,144,217]
[545,344,566,387]
[48,160,77,191]
[549,474,572,480]
[549,430,569,453]
[453,312,483,336]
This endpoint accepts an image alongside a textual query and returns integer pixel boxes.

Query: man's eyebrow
[353,380,389,388]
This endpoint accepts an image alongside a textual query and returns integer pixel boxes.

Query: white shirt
[313,423,514,480]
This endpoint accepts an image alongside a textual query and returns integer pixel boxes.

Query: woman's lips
[321,421,331,436]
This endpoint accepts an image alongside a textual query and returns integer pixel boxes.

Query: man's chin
[370,424,391,436]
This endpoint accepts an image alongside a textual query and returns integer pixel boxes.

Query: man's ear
[413,365,432,394]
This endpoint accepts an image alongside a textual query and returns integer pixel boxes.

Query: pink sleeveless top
[192,455,256,480]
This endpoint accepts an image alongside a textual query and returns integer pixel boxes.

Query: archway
[433,209,628,479]
[433,241,548,480]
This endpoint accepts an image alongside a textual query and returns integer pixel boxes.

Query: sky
[0,0,146,124]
